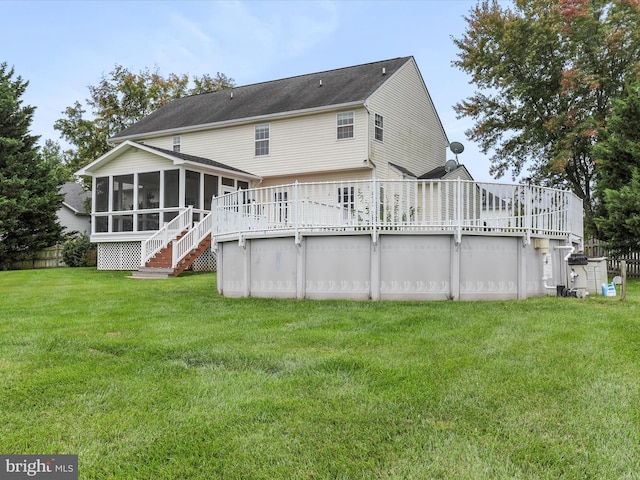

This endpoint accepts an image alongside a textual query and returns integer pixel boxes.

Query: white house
[58,182,91,235]
[76,56,471,273]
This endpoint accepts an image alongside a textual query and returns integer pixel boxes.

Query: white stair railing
[141,207,193,266]
[172,210,214,268]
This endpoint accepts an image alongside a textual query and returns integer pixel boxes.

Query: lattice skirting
[188,247,217,272]
[97,242,217,272]
[97,242,142,270]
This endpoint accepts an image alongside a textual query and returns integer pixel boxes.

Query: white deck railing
[211,179,583,244]
[172,211,213,268]
[141,206,193,266]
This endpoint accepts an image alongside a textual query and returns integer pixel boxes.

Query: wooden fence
[10,245,66,270]
[584,239,640,278]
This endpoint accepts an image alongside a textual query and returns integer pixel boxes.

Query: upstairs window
[255,124,270,156]
[337,112,354,139]
[375,114,384,142]
[172,136,181,153]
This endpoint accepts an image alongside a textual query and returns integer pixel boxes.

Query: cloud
[163,1,339,81]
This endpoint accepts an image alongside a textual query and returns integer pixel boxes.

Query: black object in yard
[567,253,588,265]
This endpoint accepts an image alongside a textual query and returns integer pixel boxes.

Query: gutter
[109,100,365,144]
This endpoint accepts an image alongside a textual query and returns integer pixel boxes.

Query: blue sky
[1,0,498,181]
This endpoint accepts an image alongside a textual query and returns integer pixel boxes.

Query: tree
[453,0,640,235]
[594,81,640,251]
[40,139,73,185]
[55,66,234,172]
[0,63,63,269]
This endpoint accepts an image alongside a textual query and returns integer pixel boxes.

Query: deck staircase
[132,207,214,279]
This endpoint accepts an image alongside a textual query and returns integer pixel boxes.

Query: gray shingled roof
[112,57,413,140]
[59,182,91,214]
[389,162,417,178]
[143,144,257,176]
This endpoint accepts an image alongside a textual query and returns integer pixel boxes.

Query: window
[173,136,181,153]
[338,186,356,221]
[337,112,354,139]
[338,186,355,211]
[375,114,383,142]
[275,192,288,223]
[255,124,269,156]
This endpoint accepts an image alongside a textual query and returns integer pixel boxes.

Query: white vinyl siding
[96,149,174,176]
[366,59,448,180]
[258,169,372,188]
[147,109,369,178]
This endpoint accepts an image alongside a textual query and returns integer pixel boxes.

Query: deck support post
[243,239,251,297]
[217,242,224,295]
[450,235,460,300]
[370,236,381,301]
[296,236,306,299]
[518,238,527,299]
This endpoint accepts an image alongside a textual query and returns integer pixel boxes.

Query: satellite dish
[450,142,465,155]
[445,159,458,173]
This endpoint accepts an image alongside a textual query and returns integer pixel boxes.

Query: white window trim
[255,123,270,156]
[336,111,355,140]
[172,135,181,153]
[375,113,383,142]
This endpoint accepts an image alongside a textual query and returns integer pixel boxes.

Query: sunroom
[76,141,260,270]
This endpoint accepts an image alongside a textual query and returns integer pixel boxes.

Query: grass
[1,268,639,479]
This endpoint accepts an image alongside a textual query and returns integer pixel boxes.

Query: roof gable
[75,141,260,179]
[111,57,413,140]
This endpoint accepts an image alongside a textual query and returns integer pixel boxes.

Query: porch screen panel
[164,170,179,208]
[204,174,218,210]
[113,175,134,211]
[138,172,160,209]
[112,215,133,232]
[95,216,109,233]
[95,177,109,212]
[185,170,200,209]
[138,213,159,231]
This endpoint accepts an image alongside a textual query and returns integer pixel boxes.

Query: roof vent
[230,91,234,99]
[319,79,323,87]
[382,67,386,75]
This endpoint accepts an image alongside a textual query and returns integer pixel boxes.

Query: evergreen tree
[594,81,640,252]
[0,63,63,269]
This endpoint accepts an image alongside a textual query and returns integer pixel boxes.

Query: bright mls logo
[1,455,78,479]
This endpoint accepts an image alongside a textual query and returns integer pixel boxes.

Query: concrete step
[131,267,175,279]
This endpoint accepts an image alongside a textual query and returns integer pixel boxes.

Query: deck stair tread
[131,232,211,279]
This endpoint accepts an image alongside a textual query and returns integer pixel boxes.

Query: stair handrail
[172,210,213,268]
[141,206,193,266]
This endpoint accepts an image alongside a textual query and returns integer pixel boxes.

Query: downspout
[363,101,372,172]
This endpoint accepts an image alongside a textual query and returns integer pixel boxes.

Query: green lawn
[1,268,639,479]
